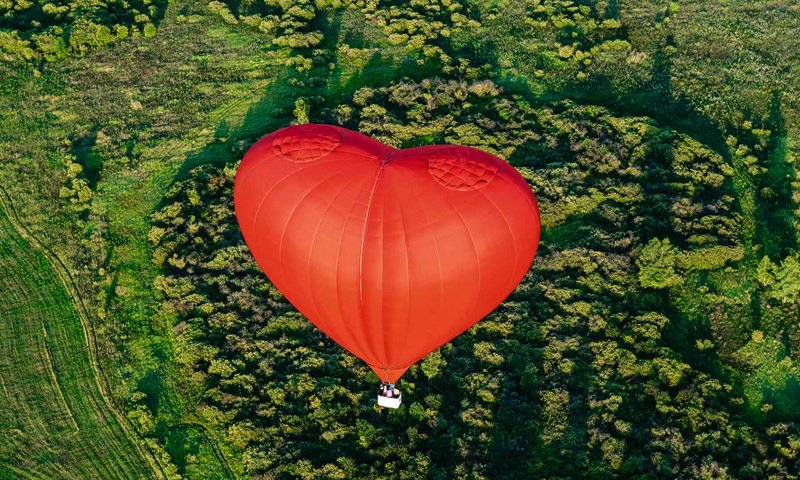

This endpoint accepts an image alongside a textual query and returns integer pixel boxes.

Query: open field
[0,189,159,479]
[0,3,281,475]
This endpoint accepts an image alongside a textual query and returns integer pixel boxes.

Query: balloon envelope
[234,124,540,382]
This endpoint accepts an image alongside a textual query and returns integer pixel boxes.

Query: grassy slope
[0,190,158,479]
[0,4,277,476]
[100,72,286,480]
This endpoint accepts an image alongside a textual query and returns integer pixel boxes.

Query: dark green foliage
[146,76,797,477]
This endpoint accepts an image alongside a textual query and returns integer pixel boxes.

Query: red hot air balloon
[234,124,540,394]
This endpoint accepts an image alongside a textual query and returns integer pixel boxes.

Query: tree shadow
[755,91,797,259]
[604,0,620,19]
[150,0,170,27]
[496,33,730,158]
[69,126,103,189]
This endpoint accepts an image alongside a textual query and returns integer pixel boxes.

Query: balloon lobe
[234,124,540,384]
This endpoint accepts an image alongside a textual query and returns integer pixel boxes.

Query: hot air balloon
[233,124,540,408]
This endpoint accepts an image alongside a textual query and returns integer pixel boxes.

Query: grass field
[0,190,159,479]
[0,5,279,476]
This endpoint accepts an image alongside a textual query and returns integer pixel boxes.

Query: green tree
[770,255,800,303]
[637,238,684,289]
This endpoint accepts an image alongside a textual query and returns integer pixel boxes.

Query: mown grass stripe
[0,194,155,479]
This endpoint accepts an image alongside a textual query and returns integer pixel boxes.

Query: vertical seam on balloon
[375,180,389,366]
[303,167,368,349]
[357,162,387,302]
[499,169,540,237]
[332,163,384,366]
[395,170,444,369]
[506,174,540,216]
[391,186,411,371]
[355,161,387,365]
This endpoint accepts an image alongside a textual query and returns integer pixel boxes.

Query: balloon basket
[377,392,402,409]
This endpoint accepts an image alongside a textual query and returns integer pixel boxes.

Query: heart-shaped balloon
[234,124,540,382]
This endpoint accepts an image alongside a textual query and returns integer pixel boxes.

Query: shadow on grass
[157,423,235,479]
[70,126,103,189]
[497,35,730,158]
[168,13,441,191]
[756,92,797,259]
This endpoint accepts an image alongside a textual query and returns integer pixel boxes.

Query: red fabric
[234,124,540,382]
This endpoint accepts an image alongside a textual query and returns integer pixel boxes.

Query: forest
[1,0,799,479]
